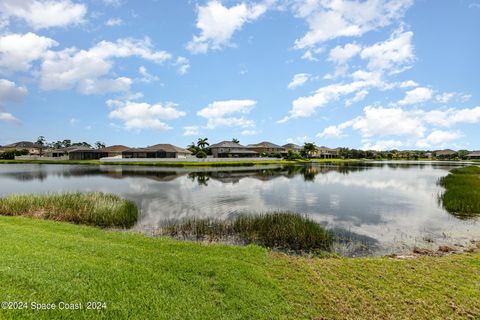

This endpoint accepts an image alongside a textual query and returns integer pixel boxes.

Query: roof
[247,141,284,149]
[210,141,247,148]
[282,143,301,149]
[435,149,457,155]
[317,146,336,151]
[123,144,191,154]
[148,144,191,154]
[97,145,130,152]
[466,151,480,157]
[4,141,43,148]
[224,149,258,154]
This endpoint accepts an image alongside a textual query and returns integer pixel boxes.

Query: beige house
[311,146,339,158]
[247,141,286,155]
[210,141,259,158]
[2,141,43,155]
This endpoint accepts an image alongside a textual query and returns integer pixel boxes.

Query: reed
[0,192,137,228]
[439,166,480,217]
[161,212,333,253]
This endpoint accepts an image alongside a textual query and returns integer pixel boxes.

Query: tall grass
[439,166,480,217]
[161,212,333,253]
[0,192,137,228]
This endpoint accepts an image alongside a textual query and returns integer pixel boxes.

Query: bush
[196,150,207,158]
[0,149,29,160]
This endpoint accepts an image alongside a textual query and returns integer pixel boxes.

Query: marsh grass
[439,166,480,217]
[0,192,137,228]
[161,212,333,253]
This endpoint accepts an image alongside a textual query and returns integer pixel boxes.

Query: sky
[0,0,479,150]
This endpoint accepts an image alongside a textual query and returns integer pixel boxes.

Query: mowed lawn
[0,216,479,319]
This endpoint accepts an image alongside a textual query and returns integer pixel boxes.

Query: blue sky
[0,0,479,150]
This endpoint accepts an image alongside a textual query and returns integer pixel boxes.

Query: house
[466,151,480,160]
[209,141,259,158]
[312,146,339,158]
[282,143,302,152]
[247,141,286,155]
[3,141,43,155]
[97,145,130,158]
[68,147,104,160]
[434,149,457,159]
[122,144,192,159]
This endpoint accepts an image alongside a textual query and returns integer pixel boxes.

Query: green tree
[36,136,46,156]
[232,138,239,144]
[301,143,317,159]
[197,138,209,149]
[62,139,72,148]
[95,141,106,149]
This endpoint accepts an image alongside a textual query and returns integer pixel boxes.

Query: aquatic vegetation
[161,212,333,253]
[0,192,137,228]
[439,166,480,217]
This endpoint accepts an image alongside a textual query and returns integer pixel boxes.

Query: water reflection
[0,162,478,256]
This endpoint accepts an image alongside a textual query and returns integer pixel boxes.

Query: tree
[196,150,207,158]
[62,139,72,148]
[95,141,106,149]
[36,136,46,156]
[232,138,239,144]
[187,142,199,155]
[301,143,317,159]
[197,137,209,149]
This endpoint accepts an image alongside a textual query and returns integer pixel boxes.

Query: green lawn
[0,216,479,319]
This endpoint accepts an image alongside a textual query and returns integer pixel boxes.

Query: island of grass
[0,192,137,228]
[439,166,480,217]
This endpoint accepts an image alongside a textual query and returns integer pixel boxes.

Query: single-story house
[210,141,259,158]
[247,141,286,155]
[282,143,302,152]
[466,151,480,159]
[68,147,105,160]
[2,141,43,155]
[434,149,457,159]
[97,145,130,157]
[122,144,192,159]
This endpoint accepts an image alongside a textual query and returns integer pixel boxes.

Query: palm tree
[232,138,239,144]
[36,136,46,156]
[302,142,317,159]
[197,137,209,149]
[95,141,106,149]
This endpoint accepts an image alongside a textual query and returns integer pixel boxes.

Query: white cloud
[77,77,132,95]
[423,107,480,127]
[293,0,413,48]
[241,129,257,136]
[105,17,123,26]
[40,37,171,93]
[345,89,368,106]
[416,130,463,148]
[316,125,343,138]
[398,87,433,105]
[288,73,310,89]
[0,111,18,122]
[183,126,199,136]
[0,79,28,103]
[197,99,257,129]
[175,56,190,75]
[108,100,186,131]
[0,0,87,30]
[328,43,361,64]
[138,66,159,83]
[360,28,414,73]
[186,0,270,54]
[398,80,418,88]
[0,32,58,73]
[362,139,403,151]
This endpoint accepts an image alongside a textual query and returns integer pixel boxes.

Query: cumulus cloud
[40,37,171,93]
[197,99,257,129]
[361,139,403,151]
[416,130,463,148]
[138,66,159,83]
[0,79,28,103]
[186,0,271,54]
[0,0,87,30]
[0,111,18,122]
[183,126,199,136]
[293,0,413,49]
[0,32,58,73]
[398,87,433,105]
[241,129,257,136]
[107,99,186,131]
[328,43,361,64]
[105,17,123,26]
[316,125,344,138]
[175,56,190,75]
[288,73,310,89]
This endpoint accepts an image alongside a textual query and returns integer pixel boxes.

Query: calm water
[1,162,478,256]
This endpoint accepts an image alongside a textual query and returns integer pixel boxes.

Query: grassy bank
[0,192,137,228]
[439,166,480,217]
[0,216,479,319]
[161,213,333,253]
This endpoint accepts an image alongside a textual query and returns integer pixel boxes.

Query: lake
[1,162,478,256]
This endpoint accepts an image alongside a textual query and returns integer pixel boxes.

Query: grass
[161,213,333,253]
[0,192,137,228]
[0,216,479,319]
[439,166,480,217]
